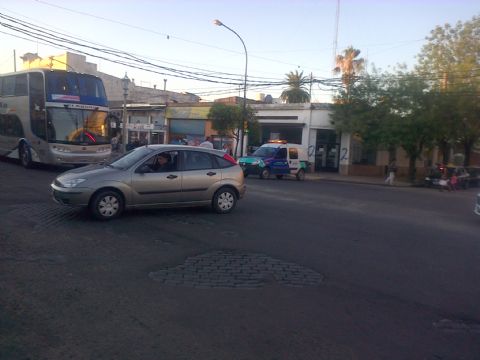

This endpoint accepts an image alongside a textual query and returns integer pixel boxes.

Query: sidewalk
[305,172,414,187]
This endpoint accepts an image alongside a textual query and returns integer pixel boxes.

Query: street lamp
[214,19,248,157]
[121,72,130,153]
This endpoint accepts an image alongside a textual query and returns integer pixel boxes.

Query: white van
[238,140,309,180]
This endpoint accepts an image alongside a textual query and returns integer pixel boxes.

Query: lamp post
[121,72,130,153]
[214,19,248,157]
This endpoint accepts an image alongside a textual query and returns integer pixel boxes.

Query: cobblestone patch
[149,250,324,289]
[9,204,85,231]
[0,254,67,264]
[433,319,480,333]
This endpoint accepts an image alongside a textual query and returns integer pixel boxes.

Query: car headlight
[60,178,87,188]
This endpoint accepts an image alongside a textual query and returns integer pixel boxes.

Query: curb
[305,175,415,187]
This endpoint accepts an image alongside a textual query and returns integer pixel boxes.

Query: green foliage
[208,103,258,155]
[332,69,436,181]
[280,70,310,103]
[332,15,480,181]
[208,103,242,138]
[417,15,480,165]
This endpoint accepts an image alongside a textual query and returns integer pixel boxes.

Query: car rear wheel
[90,190,124,220]
[260,167,270,179]
[212,187,237,214]
[296,169,305,181]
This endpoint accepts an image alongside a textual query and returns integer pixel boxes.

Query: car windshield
[253,146,277,158]
[108,146,155,170]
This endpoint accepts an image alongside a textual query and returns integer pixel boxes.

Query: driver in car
[153,153,175,172]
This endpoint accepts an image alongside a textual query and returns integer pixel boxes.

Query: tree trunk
[464,141,472,166]
[439,140,450,164]
[408,156,417,183]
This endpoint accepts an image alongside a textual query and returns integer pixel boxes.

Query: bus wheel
[19,142,32,168]
[296,169,305,181]
[90,190,124,220]
[260,167,270,179]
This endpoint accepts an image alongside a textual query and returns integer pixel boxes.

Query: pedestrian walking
[384,160,397,186]
[110,133,120,152]
[199,136,214,149]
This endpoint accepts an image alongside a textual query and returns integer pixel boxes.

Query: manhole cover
[149,250,324,289]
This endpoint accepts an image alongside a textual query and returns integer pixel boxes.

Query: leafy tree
[416,15,480,165]
[208,103,257,156]
[280,70,310,103]
[386,72,437,181]
[333,46,365,98]
[332,69,437,182]
[331,71,390,149]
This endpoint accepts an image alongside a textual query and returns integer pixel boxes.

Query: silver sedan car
[51,145,246,220]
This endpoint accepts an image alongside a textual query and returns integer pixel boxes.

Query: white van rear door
[287,147,300,174]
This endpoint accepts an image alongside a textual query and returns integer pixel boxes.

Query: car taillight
[223,153,237,165]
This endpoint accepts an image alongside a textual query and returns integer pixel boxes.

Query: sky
[0,0,478,102]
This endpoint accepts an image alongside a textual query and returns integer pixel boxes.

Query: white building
[252,103,352,174]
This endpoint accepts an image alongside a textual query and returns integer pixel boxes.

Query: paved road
[1,159,479,359]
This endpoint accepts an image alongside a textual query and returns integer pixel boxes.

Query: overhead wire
[1,10,477,100]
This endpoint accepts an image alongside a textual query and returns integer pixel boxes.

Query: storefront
[109,105,166,149]
[166,105,231,150]
[314,129,340,172]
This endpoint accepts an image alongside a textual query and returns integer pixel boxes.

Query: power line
[30,0,305,70]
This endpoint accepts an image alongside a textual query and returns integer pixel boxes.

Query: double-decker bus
[0,69,111,168]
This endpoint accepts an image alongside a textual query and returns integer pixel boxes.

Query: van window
[289,148,298,160]
[275,148,287,159]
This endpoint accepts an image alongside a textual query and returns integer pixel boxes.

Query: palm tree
[280,70,310,103]
[333,47,365,97]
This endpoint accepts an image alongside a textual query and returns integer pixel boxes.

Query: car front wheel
[90,190,124,220]
[296,169,305,181]
[260,167,270,179]
[212,188,237,214]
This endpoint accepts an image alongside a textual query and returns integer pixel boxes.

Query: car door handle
[167,174,178,179]
[207,172,216,176]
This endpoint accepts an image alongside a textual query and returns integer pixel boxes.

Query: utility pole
[332,0,340,72]
[309,72,313,101]
[13,50,16,72]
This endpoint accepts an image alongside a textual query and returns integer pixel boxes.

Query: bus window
[15,74,28,96]
[0,114,24,137]
[2,76,15,96]
[30,72,46,140]
[79,76,106,99]
[46,72,79,96]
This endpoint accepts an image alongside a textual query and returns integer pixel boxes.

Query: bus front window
[47,108,109,145]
